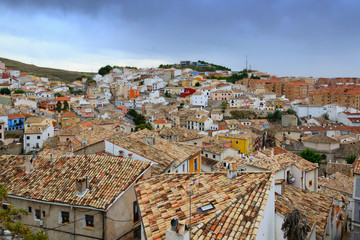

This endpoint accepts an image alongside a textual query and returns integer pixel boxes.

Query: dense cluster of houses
[0,60,360,239]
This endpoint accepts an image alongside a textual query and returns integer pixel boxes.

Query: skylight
[199,203,215,212]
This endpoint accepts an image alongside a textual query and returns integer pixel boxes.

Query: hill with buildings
[0,57,94,82]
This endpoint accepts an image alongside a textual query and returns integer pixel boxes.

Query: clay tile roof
[61,111,76,117]
[55,97,70,101]
[135,172,273,240]
[275,185,333,239]
[158,127,202,142]
[8,114,26,119]
[153,118,170,124]
[25,125,48,134]
[25,116,47,123]
[0,155,150,210]
[319,172,353,195]
[302,134,339,144]
[250,151,318,172]
[352,156,360,175]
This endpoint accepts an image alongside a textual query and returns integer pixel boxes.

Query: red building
[180,88,196,98]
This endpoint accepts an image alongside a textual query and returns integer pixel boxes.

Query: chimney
[118,150,124,157]
[270,148,274,158]
[76,177,88,196]
[166,219,190,240]
[25,157,35,174]
[143,134,148,144]
[227,162,238,179]
[128,153,133,158]
[50,153,53,165]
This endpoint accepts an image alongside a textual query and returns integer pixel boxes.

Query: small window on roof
[198,203,215,213]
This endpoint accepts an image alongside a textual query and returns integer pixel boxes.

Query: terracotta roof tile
[136,172,273,240]
[0,155,150,210]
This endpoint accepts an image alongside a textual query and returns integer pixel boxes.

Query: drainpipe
[102,211,106,240]
[72,206,76,240]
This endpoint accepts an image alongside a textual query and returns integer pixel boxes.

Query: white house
[144,77,167,90]
[186,116,213,131]
[293,104,326,118]
[14,99,37,108]
[23,124,54,152]
[190,92,208,107]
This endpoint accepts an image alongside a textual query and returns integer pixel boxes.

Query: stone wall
[0,143,22,155]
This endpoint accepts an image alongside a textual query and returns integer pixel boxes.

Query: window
[213,155,216,159]
[133,201,140,222]
[28,207,32,213]
[2,204,9,210]
[183,164,185,172]
[42,211,45,218]
[84,215,94,227]
[236,141,239,144]
[194,157,198,171]
[66,138,69,141]
[198,203,215,213]
[205,154,208,158]
[26,136,30,140]
[60,211,70,223]
[27,143,30,147]
[37,136,40,139]
[35,209,41,220]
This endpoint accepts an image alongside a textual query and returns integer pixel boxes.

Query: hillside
[159,60,231,72]
[0,57,94,83]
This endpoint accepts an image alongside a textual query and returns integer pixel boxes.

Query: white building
[23,124,54,152]
[190,92,208,107]
[293,104,326,118]
[186,116,213,131]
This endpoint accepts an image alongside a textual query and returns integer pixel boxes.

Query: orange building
[309,85,360,109]
[129,89,140,99]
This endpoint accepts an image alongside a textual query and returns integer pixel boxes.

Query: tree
[299,148,323,164]
[165,91,171,98]
[98,65,113,76]
[221,102,228,113]
[282,209,311,240]
[56,101,62,112]
[322,113,329,120]
[195,82,201,87]
[86,78,96,84]
[0,184,48,239]
[346,155,357,164]
[0,88,11,95]
[135,123,153,131]
[14,89,25,94]
[54,92,63,97]
[63,101,69,111]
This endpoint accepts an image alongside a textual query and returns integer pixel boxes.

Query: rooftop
[319,172,353,196]
[135,172,273,240]
[0,155,150,210]
[276,185,334,238]
[302,134,339,144]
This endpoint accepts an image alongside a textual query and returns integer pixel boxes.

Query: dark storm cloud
[1,0,360,76]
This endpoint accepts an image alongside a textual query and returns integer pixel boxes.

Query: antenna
[187,177,199,238]
[246,56,248,73]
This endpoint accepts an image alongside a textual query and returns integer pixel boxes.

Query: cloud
[0,0,360,77]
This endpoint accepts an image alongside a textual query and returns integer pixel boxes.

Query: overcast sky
[1,0,360,77]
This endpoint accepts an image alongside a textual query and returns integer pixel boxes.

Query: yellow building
[60,111,80,128]
[274,99,284,110]
[24,116,54,132]
[188,151,201,173]
[218,133,253,155]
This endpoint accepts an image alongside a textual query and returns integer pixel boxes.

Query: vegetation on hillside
[159,60,231,71]
[267,109,300,125]
[0,57,93,83]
